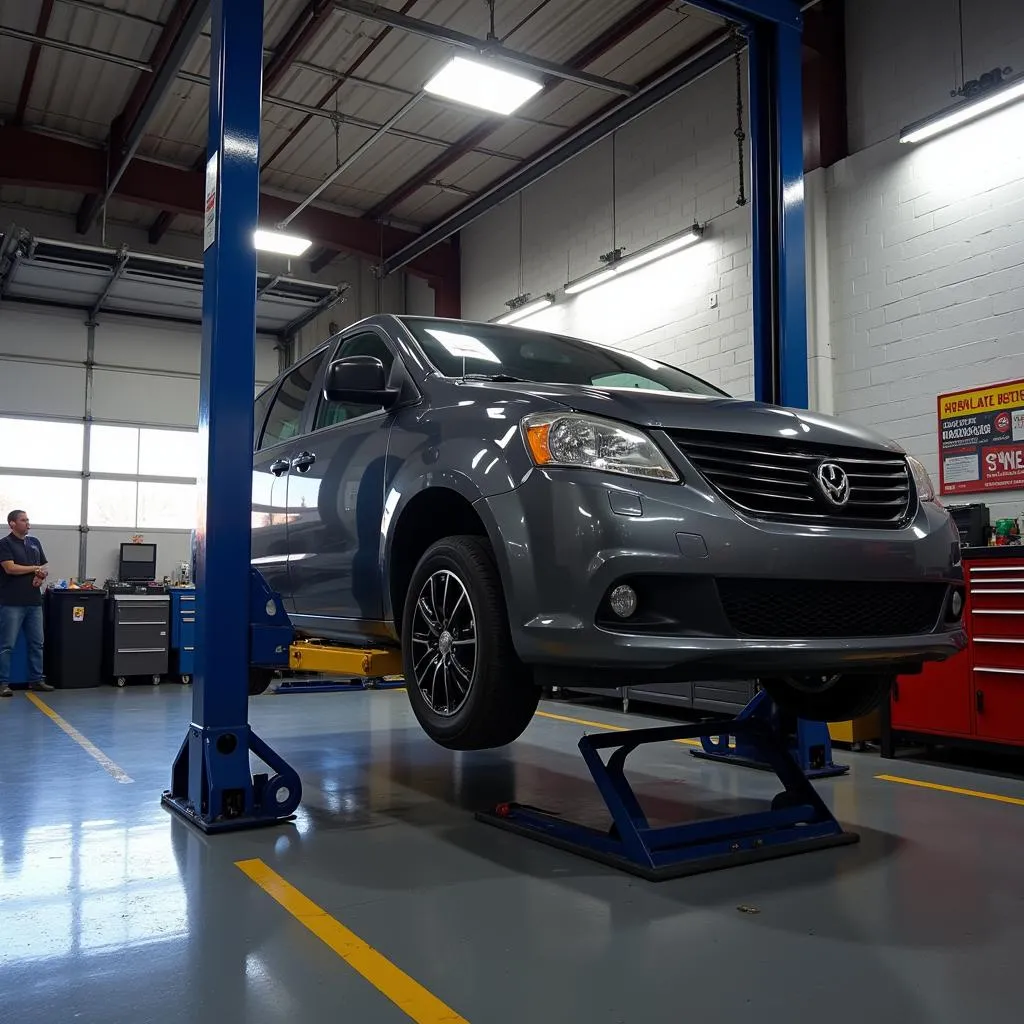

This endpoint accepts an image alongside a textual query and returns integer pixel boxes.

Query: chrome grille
[668,432,913,526]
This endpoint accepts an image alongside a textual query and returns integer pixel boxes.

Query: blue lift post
[479,0,857,878]
[162,0,301,833]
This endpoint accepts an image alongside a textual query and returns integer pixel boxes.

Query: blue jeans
[0,605,44,684]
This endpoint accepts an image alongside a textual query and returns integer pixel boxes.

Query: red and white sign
[203,152,218,251]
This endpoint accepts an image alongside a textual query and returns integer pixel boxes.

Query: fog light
[951,589,963,618]
[609,584,638,618]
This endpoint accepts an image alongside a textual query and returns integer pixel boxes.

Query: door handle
[976,689,985,714]
[292,451,316,472]
[270,459,290,476]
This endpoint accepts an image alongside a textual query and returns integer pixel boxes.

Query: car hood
[490,381,905,453]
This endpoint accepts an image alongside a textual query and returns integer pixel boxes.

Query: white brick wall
[461,60,755,399]
[832,0,1024,523]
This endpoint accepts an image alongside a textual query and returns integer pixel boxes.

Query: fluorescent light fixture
[424,56,543,116]
[254,229,312,257]
[564,224,703,296]
[900,75,1024,143]
[495,294,554,325]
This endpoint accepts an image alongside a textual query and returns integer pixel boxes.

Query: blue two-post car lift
[165,0,859,873]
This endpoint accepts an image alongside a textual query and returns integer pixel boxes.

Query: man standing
[0,510,54,697]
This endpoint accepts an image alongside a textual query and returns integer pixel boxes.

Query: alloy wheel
[410,568,477,716]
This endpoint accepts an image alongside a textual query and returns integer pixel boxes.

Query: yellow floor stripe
[536,709,701,747]
[236,859,468,1024]
[26,692,133,784]
[876,774,1024,807]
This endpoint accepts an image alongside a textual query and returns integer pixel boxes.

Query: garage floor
[1,687,1022,1024]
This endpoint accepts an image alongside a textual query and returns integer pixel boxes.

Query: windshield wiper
[460,372,528,383]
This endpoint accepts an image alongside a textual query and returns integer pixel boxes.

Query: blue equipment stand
[693,690,849,778]
[478,709,857,881]
[162,0,300,834]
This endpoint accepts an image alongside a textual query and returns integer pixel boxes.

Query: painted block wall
[461,59,754,400]
[831,0,1024,523]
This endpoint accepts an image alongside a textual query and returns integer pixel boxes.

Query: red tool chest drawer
[890,553,1024,752]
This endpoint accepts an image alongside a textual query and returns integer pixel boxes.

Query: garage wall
[461,59,754,399]
[828,0,1024,521]
[0,303,280,583]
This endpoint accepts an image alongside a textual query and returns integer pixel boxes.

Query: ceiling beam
[14,0,55,125]
[75,0,211,236]
[148,0,336,243]
[0,126,457,284]
[333,0,636,96]
[363,0,673,220]
[381,29,736,276]
[259,0,419,174]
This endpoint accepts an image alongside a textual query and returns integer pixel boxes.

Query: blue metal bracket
[162,0,301,834]
[478,710,857,880]
[693,689,849,778]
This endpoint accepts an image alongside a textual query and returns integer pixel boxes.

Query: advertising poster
[937,378,1024,495]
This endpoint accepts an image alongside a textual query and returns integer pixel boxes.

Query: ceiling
[0,0,728,269]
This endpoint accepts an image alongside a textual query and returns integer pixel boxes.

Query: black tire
[249,667,275,696]
[760,673,894,722]
[401,535,539,750]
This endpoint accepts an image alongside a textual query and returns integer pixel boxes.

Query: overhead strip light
[254,229,312,257]
[565,224,704,296]
[900,73,1024,144]
[424,56,543,116]
[494,293,554,325]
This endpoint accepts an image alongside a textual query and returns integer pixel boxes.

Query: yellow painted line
[236,858,468,1024]
[536,708,701,747]
[876,774,1024,807]
[26,692,133,784]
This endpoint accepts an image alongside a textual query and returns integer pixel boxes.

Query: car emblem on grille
[816,462,851,506]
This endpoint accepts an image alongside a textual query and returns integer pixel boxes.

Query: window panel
[260,352,326,450]
[0,475,82,526]
[87,479,138,528]
[137,482,197,530]
[139,428,199,479]
[90,425,139,475]
[0,418,84,472]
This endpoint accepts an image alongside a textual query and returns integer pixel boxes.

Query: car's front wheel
[760,672,895,722]
[401,535,539,750]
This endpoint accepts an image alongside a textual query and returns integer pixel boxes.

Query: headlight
[521,412,679,482]
[907,455,937,503]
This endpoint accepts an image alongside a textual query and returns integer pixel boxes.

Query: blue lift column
[163,0,301,832]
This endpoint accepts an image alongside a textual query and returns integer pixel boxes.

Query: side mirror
[323,356,399,405]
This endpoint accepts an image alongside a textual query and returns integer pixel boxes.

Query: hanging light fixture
[900,70,1024,143]
[494,293,555,325]
[564,223,704,296]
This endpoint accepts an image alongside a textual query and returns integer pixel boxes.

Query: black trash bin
[44,589,107,689]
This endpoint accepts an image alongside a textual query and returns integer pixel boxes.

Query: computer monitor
[119,543,157,582]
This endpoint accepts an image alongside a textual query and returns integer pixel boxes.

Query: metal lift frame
[163,0,301,833]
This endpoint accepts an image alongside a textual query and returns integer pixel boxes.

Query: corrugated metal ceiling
[0,0,727,237]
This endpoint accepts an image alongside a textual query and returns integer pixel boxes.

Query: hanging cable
[517,191,524,298]
[611,132,617,252]
[732,26,747,208]
[957,0,965,92]
[486,0,497,41]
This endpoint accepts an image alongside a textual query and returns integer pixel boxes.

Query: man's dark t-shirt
[0,534,47,607]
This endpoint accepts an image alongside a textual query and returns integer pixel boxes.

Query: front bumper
[476,466,966,683]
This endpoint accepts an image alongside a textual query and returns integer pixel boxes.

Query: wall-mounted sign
[938,378,1024,495]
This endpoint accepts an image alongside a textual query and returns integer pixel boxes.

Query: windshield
[399,318,727,398]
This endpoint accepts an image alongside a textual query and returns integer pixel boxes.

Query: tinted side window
[253,388,273,450]
[260,352,327,450]
[313,333,396,431]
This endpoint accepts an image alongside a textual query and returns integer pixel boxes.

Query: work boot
[29,680,54,692]
[0,685,12,698]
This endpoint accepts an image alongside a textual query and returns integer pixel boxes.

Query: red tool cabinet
[883,550,1024,755]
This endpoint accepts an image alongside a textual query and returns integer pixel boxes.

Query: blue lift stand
[477,712,857,881]
[161,0,301,835]
[692,690,850,779]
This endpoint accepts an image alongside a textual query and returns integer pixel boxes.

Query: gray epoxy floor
[2,685,1023,1024]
